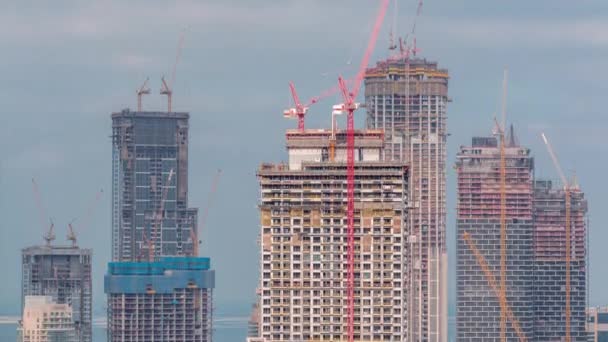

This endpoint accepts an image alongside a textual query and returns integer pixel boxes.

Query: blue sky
[1,0,607,317]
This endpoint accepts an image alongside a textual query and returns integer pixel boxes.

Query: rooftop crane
[462,231,527,341]
[332,1,390,340]
[541,132,572,342]
[161,29,187,113]
[283,82,309,131]
[32,178,55,246]
[497,68,509,342]
[191,169,222,256]
[67,189,104,247]
[136,77,151,111]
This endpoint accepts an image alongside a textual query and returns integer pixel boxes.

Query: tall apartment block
[104,257,215,342]
[21,244,92,342]
[255,129,409,341]
[111,109,198,261]
[533,180,588,340]
[365,57,449,341]
[18,296,77,342]
[455,131,535,340]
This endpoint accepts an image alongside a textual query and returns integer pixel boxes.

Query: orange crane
[541,132,572,342]
[136,77,151,111]
[462,231,527,341]
[141,169,175,261]
[191,169,222,256]
[161,29,187,112]
[31,178,55,246]
[67,189,104,247]
[333,1,390,340]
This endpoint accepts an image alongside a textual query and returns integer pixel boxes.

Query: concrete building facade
[105,257,215,342]
[21,245,92,342]
[111,109,198,262]
[364,57,449,342]
[533,180,588,340]
[255,129,409,341]
[456,132,535,340]
[18,296,77,342]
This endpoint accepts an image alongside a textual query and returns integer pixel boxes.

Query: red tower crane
[333,1,390,340]
[283,82,309,131]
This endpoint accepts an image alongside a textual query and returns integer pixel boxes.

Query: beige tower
[256,129,409,341]
[365,58,449,342]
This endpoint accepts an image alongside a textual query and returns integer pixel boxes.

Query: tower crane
[191,169,222,256]
[142,169,174,262]
[136,77,151,111]
[541,132,572,342]
[67,189,104,247]
[462,231,527,341]
[283,82,309,131]
[161,29,187,112]
[332,1,390,340]
[32,178,55,246]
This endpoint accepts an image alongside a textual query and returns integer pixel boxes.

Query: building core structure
[104,257,215,342]
[18,296,77,342]
[111,109,198,261]
[364,57,449,342]
[256,129,409,341]
[456,130,535,340]
[533,179,588,340]
[21,245,92,342]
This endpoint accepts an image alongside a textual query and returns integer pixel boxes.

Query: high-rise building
[455,130,535,340]
[111,109,198,262]
[365,57,449,341]
[21,245,92,342]
[586,306,608,341]
[105,257,215,342]
[18,296,77,342]
[533,180,588,340]
[255,129,409,341]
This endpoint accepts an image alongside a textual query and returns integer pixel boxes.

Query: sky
[1,0,607,318]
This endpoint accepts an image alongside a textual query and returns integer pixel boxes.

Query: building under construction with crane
[111,109,198,261]
[255,129,409,341]
[21,243,93,342]
[455,129,536,340]
[107,89,215,340]
[533,179,588,341]
[364,56,449,341]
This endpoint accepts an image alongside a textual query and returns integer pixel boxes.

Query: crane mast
[541,132,572,341]
[333,1,390,340]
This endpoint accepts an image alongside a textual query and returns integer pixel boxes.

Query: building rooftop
[111,108,189,119]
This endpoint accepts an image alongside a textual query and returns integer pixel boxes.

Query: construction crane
[31,178,55,246]
[462,231,527,341]
[160,76,173,113]
[191,169,222,256]
[67,189,104,247]
[541,132,572,342]
[143,169,175,262]
[161,29,187,113]
[136,77,151,111]
[333,1,390,340]
[283,82,309,131]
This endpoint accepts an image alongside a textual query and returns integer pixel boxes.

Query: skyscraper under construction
[255,129,410,341]
[111,109,198,261]
[364,57,449,341]
[455,130,535,340]
[533,180,588,340]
